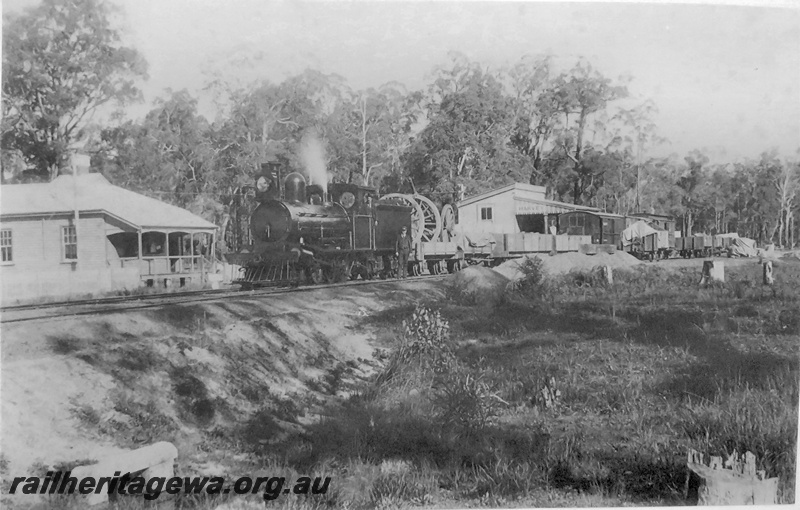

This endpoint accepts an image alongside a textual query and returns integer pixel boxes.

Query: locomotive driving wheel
[383,193,442,244]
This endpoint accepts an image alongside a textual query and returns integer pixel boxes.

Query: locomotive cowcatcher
[226,163,413,287]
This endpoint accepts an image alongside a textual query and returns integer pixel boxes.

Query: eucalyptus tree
[99,90,215,210]
[505,54,559,186]
[539,59,628,204]
[408,52,525,200]
[2,0,147,182]
[202,70,350,247]
[339,83,421,188]
[774,155,800,247]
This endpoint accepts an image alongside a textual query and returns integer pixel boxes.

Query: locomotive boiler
[250,172,352,249]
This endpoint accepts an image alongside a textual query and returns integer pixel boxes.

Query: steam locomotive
[227,163,413,287]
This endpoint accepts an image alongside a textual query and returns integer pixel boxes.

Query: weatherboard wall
[0,214,139,304]
[458,187,545,235]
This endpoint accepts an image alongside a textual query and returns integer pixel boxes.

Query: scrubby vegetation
[16,261,798,509]
[247,260,797,509]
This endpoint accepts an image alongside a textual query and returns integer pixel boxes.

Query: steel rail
[0,275,446,324]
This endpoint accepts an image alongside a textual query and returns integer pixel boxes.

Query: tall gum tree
[2,0,147,182]
[410,52,523,201]
[505,54,557,186]
[338,82,421,187]
[542,59,628,204]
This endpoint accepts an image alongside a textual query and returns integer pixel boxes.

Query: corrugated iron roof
[457,183,547,207]
[456,182,601,214]
[514,196,600,213]
[0,174,217,231]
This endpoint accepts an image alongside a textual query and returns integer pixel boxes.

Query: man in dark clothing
[395,226,413,279]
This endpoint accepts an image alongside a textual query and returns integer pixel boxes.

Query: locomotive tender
[229,163,413,287]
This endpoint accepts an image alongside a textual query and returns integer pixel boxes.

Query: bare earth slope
[0,282,441,479]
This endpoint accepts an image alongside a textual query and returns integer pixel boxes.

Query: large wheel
[414,194,442,242]
[383,193,425,245]
[383,193,442,244]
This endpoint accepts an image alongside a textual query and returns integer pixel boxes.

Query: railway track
[0,275,446,324]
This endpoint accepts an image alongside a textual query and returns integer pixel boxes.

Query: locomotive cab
[328,183,413,252]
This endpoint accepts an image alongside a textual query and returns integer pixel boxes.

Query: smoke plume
[298,132,328,193]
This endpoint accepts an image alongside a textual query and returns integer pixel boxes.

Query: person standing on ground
[395,226,413,279]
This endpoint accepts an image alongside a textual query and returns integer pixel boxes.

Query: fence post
[763,260,774,285]
[603,265,613,285]
[700,260,724,285]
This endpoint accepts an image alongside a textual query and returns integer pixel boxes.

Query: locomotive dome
[284,172,307,203]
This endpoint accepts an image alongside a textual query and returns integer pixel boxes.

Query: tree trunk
[571,112,587,205]
[684,211,693,237]
[220,212,231,253]
[769,219,780,245]
[361,97,368,182]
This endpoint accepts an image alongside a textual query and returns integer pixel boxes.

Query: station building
[0,173,218,304]
[456,183,599,234]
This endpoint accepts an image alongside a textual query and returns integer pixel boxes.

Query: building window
[62,226,77,261]
[1,229,12,263]
[480,206,493,221]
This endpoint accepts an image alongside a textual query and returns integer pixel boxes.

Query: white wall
[458,191,521,234]
[0,214,140,304]
[1,267,141,305]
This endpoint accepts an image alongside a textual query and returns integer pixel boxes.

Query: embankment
[0,282,442,479]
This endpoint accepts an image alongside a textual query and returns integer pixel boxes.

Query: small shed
[0,174,218,303]
[456,183,599,235]
[558,211,630,246]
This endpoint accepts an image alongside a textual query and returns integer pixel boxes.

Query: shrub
[568,268,607,288]
[445,278,480,305]
[401,306,450,357]
[433,365,503,437]
[513,256,548,298]
[776,308,799,334]
[374,305,454,389]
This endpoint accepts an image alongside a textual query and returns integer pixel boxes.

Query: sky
[3,0,800,163]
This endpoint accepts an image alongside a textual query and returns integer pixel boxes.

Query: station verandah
[106,229,216,287]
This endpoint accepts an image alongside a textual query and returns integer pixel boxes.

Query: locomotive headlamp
[256,176,270,193]
[340,192,356,209]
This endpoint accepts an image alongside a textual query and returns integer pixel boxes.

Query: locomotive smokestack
[256,162,282,200]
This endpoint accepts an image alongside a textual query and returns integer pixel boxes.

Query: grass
[257,260,798,508]
[24,258,799,509]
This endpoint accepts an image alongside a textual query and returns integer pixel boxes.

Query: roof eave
[458,183,548,207]
[139,225,218,232]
